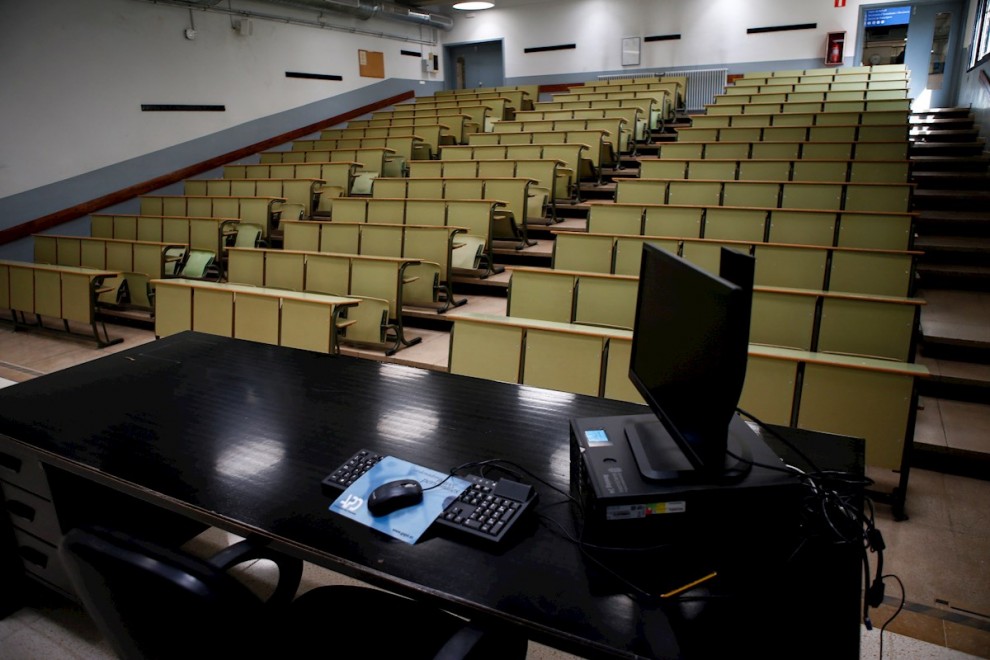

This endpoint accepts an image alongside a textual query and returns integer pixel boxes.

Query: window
[971,0,990,68]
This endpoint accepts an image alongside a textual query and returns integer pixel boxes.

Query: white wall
[0,0,437,199]
[444,0,869,78]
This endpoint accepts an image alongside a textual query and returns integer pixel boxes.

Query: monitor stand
[625,415,753,484]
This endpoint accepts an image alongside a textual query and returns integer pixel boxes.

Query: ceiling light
[453,2,494,10]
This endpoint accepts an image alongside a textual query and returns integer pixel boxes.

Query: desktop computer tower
[569,413,803,547]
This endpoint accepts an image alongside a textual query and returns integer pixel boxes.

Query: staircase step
[915,234,990,257]
[910,116,975,130]
[916,236,990,270]
[911,128,981,142]
[917,263,990,291]
[909,154,990,173]
[912,107,975,119]
[911,170,990,189]
[915,213,990,241]
[918,287,990,358]
[911,187,990,211]
[910,140,987,156]
[917,354,990,402]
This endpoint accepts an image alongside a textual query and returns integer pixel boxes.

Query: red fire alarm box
[826,31,845,66]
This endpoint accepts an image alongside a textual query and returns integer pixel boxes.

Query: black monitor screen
[627,245,754,480]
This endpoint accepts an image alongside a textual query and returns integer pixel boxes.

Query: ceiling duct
[261,0,453,30]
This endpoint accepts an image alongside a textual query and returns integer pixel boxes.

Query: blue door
[858,1,963,110]
[444,40,505,90]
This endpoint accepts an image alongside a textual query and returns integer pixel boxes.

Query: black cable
[735,406,822,475]
[878,574,906,658]
[735,407,898,631]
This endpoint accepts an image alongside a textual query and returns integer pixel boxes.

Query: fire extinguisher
[829,42,841,64]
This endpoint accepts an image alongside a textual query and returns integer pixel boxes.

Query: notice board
[359,50,385,78]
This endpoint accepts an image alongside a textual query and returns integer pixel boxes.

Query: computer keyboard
[322,449,537,545]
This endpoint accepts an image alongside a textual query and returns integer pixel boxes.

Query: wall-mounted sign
[621,37,640,67]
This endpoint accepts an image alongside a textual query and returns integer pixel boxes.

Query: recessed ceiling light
[453,2,494,10]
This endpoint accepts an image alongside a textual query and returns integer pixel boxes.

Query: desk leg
[89,278,122,348]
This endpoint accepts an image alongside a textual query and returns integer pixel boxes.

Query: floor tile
[916,397,949,447]
[945,620,990,658]
[939,400,990,454]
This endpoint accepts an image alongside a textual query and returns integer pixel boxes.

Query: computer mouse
[367,479,424,516]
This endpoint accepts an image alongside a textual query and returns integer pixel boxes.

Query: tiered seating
[657,139,908,160]
[438,143,585,202]
[33,233,184,311]
[401,95,515,123]
[226,247,425,355]
[138,195,293,242]
[371,176,541,248]
[183,177,324,219]
[638,157,910,184]
[518,106,647,144]
[407,158,568,223]
[152,278,359,355]
[492,118,633,155]
[317,123,452,160]
[222,161,361,212]
[468,129,612,183]
[448,64,929,473]
[289,135,423,176]
[349,113,474,145]
[584,203,914,251]
[0,259,123,346]
[328,196,501,277]
[280,220,469,313]
[614,178,913,213]
[551,85,675,131]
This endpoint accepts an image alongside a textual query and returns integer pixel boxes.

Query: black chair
[59,526,528,660]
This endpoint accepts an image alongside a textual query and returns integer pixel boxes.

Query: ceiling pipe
[260,0,453,30]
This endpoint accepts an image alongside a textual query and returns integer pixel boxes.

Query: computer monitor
[625,244,755,483]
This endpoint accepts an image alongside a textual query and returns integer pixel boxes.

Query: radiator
[666,69,728,112]
[597,68,728,112]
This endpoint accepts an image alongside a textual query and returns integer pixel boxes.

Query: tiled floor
[1,297,988,658]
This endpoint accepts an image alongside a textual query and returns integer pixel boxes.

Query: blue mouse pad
[330,456,470,544]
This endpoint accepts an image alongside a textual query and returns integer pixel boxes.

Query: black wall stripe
[524,44,576,54]
[285,71,343,81]
[747,23,817,34]
[400,49,422,57]
[645,34,681,42]
[141,104,225,112]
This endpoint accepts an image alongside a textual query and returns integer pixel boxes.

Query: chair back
[233,223,264,248]
[178,249,216,278]
[59,527,269,660]
[123,272,153,309]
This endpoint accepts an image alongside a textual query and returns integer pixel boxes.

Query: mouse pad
[330,456,470,544]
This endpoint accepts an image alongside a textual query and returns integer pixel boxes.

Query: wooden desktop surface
[0,332,862,659]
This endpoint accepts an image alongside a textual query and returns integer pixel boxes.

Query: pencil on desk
[660,571,718,598]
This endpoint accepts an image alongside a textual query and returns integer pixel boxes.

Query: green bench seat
[151,278,358,354]
[615,178,914,214]
[281,220,469,312]
[551,231,920,297]
[0,259,122,347]
[638,158,911,184]
[137,195,290,240]
[226,247,425,355]
[222,161,360,213]
[183,178,321,219]
[447,312,927,469]
[584,202,915,251]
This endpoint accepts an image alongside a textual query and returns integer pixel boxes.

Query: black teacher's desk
[0,332,862,659]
